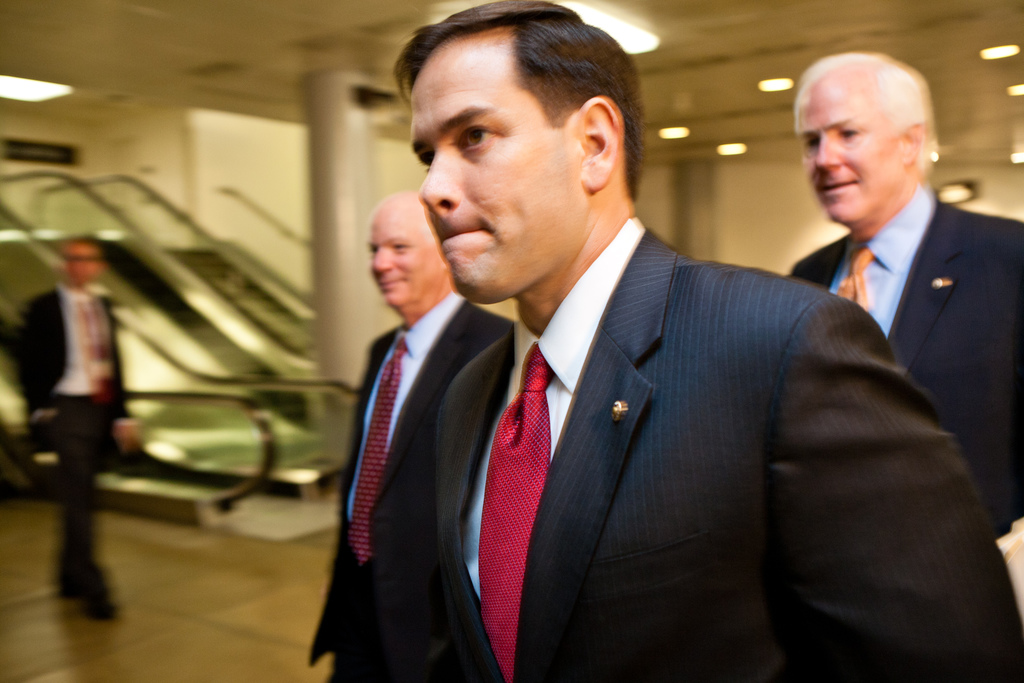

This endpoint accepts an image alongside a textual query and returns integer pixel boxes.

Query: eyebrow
[412,106,491,156]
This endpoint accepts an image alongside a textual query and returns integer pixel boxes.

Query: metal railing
[126,390,276,510]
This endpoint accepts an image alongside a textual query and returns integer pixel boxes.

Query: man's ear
[901,123,925,168]
[576,96,625,195]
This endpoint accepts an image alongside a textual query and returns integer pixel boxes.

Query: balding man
[311,192,509,682]
[791,53,1024,534]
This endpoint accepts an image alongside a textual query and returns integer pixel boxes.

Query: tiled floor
[0,497,337,682]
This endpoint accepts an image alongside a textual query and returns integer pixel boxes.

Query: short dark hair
[395,0,644,199]
[60,236,105,260]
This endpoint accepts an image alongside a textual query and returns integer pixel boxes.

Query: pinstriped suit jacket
[433,232,1024,682]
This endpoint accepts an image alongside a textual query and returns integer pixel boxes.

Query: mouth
[817,178,858,194]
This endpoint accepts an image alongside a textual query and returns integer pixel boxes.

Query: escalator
[0,195,355,524]
[86,175,314,357]
[0,171,313,380]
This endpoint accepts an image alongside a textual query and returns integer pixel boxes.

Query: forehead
[411,31,537,136]
[371,204,428,243]
[803,66,884,126]
[63,241,101,258]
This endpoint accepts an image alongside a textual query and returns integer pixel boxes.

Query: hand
[112,418,142,454]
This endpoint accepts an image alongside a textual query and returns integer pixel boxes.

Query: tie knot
[522,344,553,393]
[850,246,874,276]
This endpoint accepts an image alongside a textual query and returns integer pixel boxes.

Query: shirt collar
[401,291,463,359]
[513,218,645,394]
[857,184,934,274]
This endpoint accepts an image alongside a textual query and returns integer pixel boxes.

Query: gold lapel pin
[931,277,954,290]
[611,400,628,423]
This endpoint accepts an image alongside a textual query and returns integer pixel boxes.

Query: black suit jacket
[312,301,509,682]
[17,289,128,420]
[792,202,1024,533]
[435,233,1024,682]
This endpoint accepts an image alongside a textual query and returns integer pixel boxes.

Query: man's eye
[418,150,434,167]
[841,129,858,140]
[464,128,490,146]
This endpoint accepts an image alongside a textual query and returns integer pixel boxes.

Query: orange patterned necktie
[837,246,874,311]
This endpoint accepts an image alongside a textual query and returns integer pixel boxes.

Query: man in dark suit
[790,52,1024,534]
[397,3,1024,680]
[18,237,137,620]
[311,192,509,681]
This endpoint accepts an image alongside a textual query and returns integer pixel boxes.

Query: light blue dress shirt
[829,185,935,336]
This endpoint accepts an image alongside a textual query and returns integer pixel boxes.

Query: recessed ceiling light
[659,127,690,140]
[931,151,940,163]
[0,75,73,102]
[561,2,659,54]
[758,78,793,92]
[937,182,976,204]
[1012,152,1024,164]
[1008,84,1024,96]
[717,143,747,156]
[980,45,1020,60]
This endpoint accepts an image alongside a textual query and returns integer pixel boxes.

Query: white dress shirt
[829,185,935,336]
[346,292,464,520]
[54,283,110,397]
[462,219,645,595]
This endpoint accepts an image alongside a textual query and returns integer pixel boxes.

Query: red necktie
[348,337,407,565]
[479,343,554,683]
[77,296,114,404]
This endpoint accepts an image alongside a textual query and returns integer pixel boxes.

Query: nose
[815,133,841,168]
[419,154,461,220]
[371,248,391,277]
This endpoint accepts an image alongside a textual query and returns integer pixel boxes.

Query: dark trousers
[331,557,391,682]
[52,395,114,602]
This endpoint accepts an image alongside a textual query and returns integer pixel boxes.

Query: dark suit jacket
[792,202,1024,533]
[312,301,509,682]
[434,233,1024,682]
[17,289,128,421]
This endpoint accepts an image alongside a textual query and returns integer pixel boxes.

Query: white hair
[794,52,937,176]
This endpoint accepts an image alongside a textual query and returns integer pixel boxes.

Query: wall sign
[4,139,77,165]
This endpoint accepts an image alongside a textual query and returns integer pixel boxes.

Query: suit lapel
[796,238,846,286]
[515,234,675,683]
[888,203,963,370]
[440,333,514,682]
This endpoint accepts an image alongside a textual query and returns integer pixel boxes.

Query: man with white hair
[792,52,1024,534]
[311,192,508,681]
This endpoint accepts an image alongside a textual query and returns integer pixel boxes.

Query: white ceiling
[1,0,1022,164]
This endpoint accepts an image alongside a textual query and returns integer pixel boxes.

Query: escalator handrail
[216,186,310,247]
[126,390,275,509]
[115,304,357,396]
[85,174,313,314]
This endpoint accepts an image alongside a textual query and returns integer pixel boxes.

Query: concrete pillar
[304,70,379,388]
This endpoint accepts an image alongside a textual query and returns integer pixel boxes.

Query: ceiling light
[758,78,793,92]
[937,181,977,204]
[717,143,747,156]
[1008,84,1024,96]
[930,151,940,163]
[659,127,690,140]
[0,75,73,101]
[561,3,659,54]
[980,45,1020,60]
[1012,153,1024,164]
